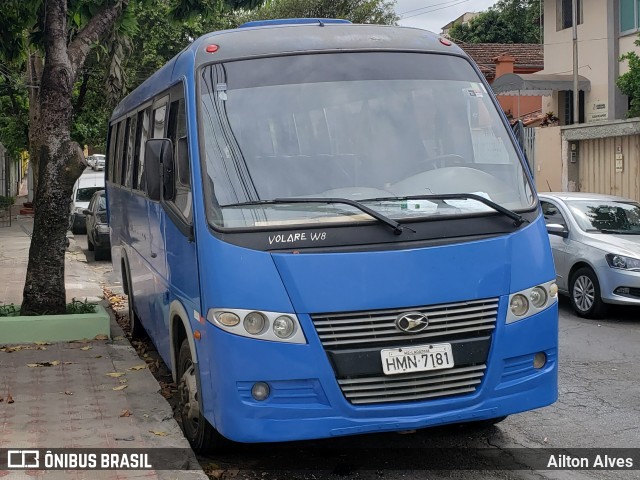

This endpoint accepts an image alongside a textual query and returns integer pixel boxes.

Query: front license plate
[381,343,454,375]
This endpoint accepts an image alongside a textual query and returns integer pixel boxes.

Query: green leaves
[617,47,640,118]
[449,0,541,44]
[233,0,398,27]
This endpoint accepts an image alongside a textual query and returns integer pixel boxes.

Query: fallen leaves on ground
[120,409,132,417]
[7,393,14,404]
[60,391,74,395]
[2,344,48,353]
[105,372,126,378]
[128,365,147,371]
[94,334,109,340]
[80,346,92,351]
[149,431,168,436]
[112,385,128,391]
[26,361,60,367]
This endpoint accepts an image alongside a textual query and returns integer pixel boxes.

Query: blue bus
[106,19,558,451]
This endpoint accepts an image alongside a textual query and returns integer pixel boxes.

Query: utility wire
[400,0,473,20]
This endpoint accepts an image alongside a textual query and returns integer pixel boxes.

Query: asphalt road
[79,240,640,480]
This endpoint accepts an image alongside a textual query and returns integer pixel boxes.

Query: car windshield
[566,199,640,233]
[200,52,534,229]
[76,186,103,202]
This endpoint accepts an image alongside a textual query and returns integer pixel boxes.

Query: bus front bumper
[201,303,558,443]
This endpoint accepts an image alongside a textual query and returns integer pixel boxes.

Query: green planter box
[0,304,110,344]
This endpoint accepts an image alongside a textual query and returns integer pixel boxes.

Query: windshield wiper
[366,193,527,227]
[223,197,410,235]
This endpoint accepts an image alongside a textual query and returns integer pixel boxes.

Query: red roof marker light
[439,38,452,46]
[206,44,219,53]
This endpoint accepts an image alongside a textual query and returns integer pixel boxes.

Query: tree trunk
[21,0,89,315]
[27,53,44,202]
[20,0,128,315]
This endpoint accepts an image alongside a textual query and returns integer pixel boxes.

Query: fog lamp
[251,382,270,401]
[533,352,547,369]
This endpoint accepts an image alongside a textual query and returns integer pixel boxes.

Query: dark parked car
[84,190,111,261]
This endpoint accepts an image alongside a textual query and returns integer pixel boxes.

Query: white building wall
[542,0,618,122]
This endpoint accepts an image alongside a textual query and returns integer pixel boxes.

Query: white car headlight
[506,280,558,323]
[606,254,640,272]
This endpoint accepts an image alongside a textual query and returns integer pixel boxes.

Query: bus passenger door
[158,86,200,365]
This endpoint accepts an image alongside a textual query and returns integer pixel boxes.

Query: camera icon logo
[7,450,40,469]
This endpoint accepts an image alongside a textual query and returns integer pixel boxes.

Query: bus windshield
[200,52,534,229]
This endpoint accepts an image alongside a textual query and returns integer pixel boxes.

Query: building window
[557,0,583,31]
[620,0,639,33]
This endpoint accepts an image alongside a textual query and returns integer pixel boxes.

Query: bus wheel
[177,339,227,452]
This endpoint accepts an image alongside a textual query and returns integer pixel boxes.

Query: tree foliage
[448,0,541,44]
[617,38,640,118]
[0,60,29,160]
[235,0,398,26]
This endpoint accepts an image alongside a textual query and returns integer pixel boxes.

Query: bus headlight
[529,286,547,308]
[273,315,295,338]
[215,311,240,327]
[510,294,529,316]
[506,280,558,324]
[207,308,306,344]
[244,311,267,335]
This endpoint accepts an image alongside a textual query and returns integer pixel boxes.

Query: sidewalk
[0,200,208,479]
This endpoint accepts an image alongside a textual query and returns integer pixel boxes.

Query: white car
[70,170,105,234]
[539,192,640,318]
[90,154,106,171]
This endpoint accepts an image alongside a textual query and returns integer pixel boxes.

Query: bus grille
[337,364,486,405]
[310,298,499,404]
[311,298,499,349]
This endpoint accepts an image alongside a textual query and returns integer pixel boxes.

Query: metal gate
[512,120,536,172]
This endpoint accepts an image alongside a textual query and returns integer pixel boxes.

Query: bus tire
[123,260,146,339]
[177,339,228,452]
[569,267,607,318]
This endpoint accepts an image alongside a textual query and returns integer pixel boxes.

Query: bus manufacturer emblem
[395,312,429,333]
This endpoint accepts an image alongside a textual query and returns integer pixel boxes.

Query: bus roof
[111,22,465,121]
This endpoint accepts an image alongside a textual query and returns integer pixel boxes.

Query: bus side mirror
[144,139,172,201]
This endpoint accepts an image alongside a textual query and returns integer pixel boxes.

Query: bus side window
[107,123,118,183]
[145,103,167,199]
[124,114,137,188]
[153,104,167,139]
[137,107,151,192]
[167,98,192,220]
[120,117,131,186]
[114,121,126,185]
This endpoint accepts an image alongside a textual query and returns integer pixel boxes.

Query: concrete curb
[0,304,111,344]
